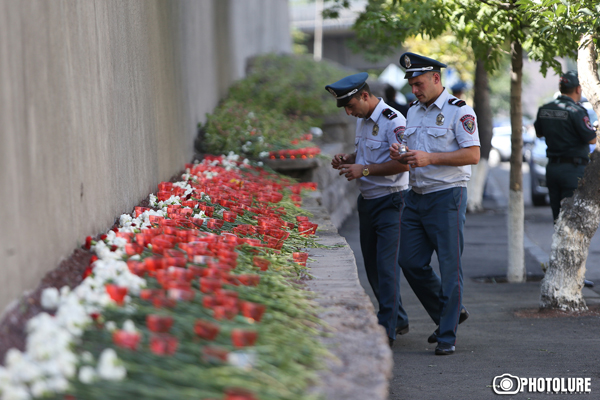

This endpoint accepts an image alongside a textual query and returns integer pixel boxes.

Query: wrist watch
[362,165,370,177]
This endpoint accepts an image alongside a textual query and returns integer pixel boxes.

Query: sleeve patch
[382,108,398,120]
[394,126,405,143]
[460,114,476,134]
[584,115,594,131]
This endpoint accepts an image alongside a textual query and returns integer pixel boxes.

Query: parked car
[527,101,598,206]
[491,124,536,162]
[528,137,549,206]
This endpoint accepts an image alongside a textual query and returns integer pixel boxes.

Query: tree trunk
[468,59,493,212]
[540,35,600,310]
[507,40,525,283]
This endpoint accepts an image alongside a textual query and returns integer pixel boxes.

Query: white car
[491,124,536,162]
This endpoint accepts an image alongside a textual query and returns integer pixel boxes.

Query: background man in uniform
[534,70,597,222]
[390,53,479,355]
[326,72,410,347]
[450,81,467,99]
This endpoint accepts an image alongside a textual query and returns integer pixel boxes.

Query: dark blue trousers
[399,187,467,345]
[357,191,409,339]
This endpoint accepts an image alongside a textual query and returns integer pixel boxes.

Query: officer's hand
[404,150,431,168]
[338,164,363,181]
[390,144,410,164]
[332,153,352,169]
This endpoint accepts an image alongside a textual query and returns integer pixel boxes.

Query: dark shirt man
[326,73,410,348]
[534,70,597,222]
[384,84,409,118]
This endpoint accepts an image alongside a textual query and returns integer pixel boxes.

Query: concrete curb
[303,191,392,400]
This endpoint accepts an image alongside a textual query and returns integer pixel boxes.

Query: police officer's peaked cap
[560,70,580,89]
[325,72,369,107]
[451,81,468,93]
[399,52,447,79]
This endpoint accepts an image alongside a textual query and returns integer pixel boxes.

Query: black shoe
[428,307,469,343]
[389,337,395,348]
[584,279,594,288]
[459,307,469,324]
[427,330,439,344]
[396,324,409,335]
[435,342,455,355]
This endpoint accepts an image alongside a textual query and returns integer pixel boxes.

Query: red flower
[239,301,266,322]
[194,319,220,340]
[105,285,128,305]
[224,388,258,400]
[146,315,174,333]
[252,257,270,271]
[84,236,93,250]
[231,329,258,348]
[113,330,140,350]
[149,334,178,356]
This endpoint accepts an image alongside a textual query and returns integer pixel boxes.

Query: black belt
[548,156,589,165]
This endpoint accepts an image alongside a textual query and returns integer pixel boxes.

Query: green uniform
[534,95,596,220]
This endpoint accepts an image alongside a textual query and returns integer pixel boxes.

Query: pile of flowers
[0,154,326,400]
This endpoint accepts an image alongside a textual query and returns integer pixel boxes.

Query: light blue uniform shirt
[404,89,480,194]
[355,99,409,199]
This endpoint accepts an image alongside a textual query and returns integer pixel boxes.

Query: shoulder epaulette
[409,100,419,108]
[448,98,466,107]
[382,108,398,120]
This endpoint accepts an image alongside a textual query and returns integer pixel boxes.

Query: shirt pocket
[404,127,417,147]
[365,139,386,164]
[425,127,451,153]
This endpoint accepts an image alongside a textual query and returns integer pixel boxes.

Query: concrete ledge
[304,192,392,400]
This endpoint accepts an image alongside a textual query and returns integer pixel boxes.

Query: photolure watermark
[492,374,591,395]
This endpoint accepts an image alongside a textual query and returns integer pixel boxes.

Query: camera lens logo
[493,374,521,395]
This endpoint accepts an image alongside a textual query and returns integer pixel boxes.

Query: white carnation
[97,349,126,381]
[40,288,60,310]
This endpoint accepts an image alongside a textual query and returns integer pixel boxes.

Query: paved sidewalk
[338,183,600,399]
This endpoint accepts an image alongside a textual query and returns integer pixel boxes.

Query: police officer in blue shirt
[390,53,479,355]
[326,72,410,347]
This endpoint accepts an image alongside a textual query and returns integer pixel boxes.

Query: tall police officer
[326,73,410,347]
[390,53,479,355]
[534,70,597,222]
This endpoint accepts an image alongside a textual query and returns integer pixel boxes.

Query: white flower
[259,151,269,158]
[0,384,31,400]
[97,349,126,381]
[257,161,264,167]
[227,350,257,370]
[30,379,49,398]
[4,349,23,368]
[40,288,60,310]
[80,352,94,365]
[46,376,69,393]
[119,214,133,227]
[310,126,323,137]
[105,321,117,332]
[122,320,136,333]
[247,111,255,118]
[78,366,97,384]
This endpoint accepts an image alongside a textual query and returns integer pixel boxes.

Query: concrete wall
[0,0,291,312]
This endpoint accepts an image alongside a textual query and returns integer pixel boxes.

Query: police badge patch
[394,126,405,143]
[404,55,411,68]
[584,115,593,131]
[460,115,476,134]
